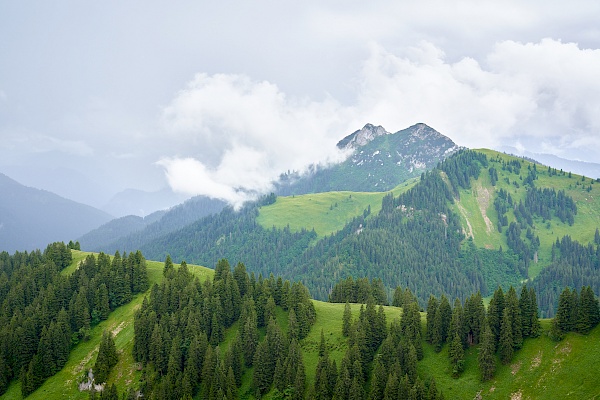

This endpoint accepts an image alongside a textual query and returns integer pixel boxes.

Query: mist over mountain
[276,123,459,195]
[0,173,112,252]
[101,187,190,218]
[80,194,226,253]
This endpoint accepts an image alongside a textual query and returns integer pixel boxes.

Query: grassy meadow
[451,149,600,280]
[256,179,417,238]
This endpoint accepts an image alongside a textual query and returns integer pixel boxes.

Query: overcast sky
[1,1,599,208]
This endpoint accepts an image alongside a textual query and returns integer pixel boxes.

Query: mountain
[134,147,600,319]
[0,173,112,252]
[101,188,190,218]
[80,195,227,253]
[276,123,459,195]
[499,146,600,179]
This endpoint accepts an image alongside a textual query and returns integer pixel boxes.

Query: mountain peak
[337,123,389,150]
[407,123,444,140]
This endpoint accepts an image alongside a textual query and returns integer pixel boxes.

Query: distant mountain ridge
[101,187,190,218]
[0,173,112,252]
[80,195,226,253]
[276,123,459,195]
[499,146,600,179]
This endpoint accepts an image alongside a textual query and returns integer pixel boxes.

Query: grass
[1,252,214,400]
[451,149,600,281]
[419,321,600,399]
[256,180,417,238]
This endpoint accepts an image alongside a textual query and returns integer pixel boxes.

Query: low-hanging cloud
[159,39,600,206]
[158,73,350,206]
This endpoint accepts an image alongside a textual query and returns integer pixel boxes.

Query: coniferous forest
[1,244,599,398]
[132,150,600,320]
[0,243,149,397]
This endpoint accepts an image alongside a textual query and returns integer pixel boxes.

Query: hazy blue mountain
[101,188,190,218]
[276,123,459,195]
[0,173,112,252]
[499,146,600,179]
[81,195,226,253]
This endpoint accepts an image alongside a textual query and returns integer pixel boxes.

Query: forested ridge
[0,243,149,397]
[1,244,600,398]
[133,149,600,318]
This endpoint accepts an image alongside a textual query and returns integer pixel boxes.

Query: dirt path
[474,181,494,234]
[456,202,474,239]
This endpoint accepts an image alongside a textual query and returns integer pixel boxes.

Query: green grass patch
[257,180,417,238]
[419,321,600,399]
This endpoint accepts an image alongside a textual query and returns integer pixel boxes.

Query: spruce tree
[554,287,574,334]
[369,357,387,400]
[448,332,464,377]
[505,286,523,350]
[383,372,398,400]
[519,285,532,337]
[438,295,452,344]
[477,323,496,381]
[426,295,439,343]
[343,301,352,337]
[529,287,541,338]
[499,309,514,364]
[487,286,505,344]
[94,331,118,384]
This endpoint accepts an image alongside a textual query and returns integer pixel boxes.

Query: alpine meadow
[1,121,600,400]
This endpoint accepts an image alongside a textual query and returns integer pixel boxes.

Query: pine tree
[426,295,439,344]
[477,322,496,381]
[448,332,464,377]
[487,287,505,345]
[505,286,523,350]
[343,301,352,337]
[94,331,118,383]
[499,309,514,364]
[529,287,541,338]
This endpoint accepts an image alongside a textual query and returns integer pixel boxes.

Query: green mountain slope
[256,180,417,238]
[135,149,600,316]
[3,252,599,399]
[452,149,600,277]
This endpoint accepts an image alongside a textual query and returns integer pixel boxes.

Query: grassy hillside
[451,149,600,280]
[4,250,600,399]
[1,252,214,400]
[257,179,417,237]
[420,321,600,399]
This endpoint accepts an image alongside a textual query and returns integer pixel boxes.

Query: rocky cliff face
[337,123,389,150]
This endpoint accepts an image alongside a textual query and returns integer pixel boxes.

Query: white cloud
[158,39,600,206]
[158,73,350,205]
[353,39,600,155]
